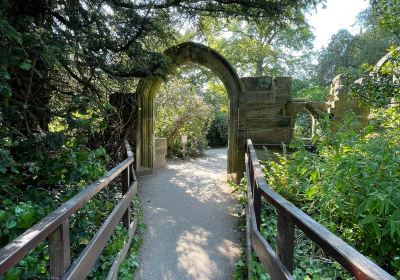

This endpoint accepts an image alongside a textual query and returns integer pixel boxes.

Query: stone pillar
[153,138,167,169]
[327,74,370,128]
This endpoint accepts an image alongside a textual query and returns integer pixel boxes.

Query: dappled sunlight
[176,227,217,280]
[217,239,241,261]
[136,148,241,279]
[166,149,231,204]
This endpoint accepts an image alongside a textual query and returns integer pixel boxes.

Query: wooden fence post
[248,149,261,230]
[121,166,131,229]
[276,211,295,273]
[48,220,71,279]
[253,185,261,230]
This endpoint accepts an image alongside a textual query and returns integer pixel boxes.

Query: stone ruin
[153,74,371,169]
[241,74,370,149]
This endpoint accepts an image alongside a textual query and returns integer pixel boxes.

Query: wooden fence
[245,139,395,280]
[0,141,138,280]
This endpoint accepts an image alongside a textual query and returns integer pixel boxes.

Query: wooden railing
[0,141,138,280]
[245,139,395,280]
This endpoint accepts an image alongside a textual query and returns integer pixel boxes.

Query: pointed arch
[135,42,245,178]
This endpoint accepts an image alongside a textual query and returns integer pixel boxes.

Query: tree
[315,29,356,85]
[155,68,212,157]
[0,0,323,142]
[370,0,400,38]
[315,7,399,85]
[198,11,315,78]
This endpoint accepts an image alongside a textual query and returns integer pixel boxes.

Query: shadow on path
[135,149,241,280]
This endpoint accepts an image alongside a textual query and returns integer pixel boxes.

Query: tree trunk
[255,59,264,76]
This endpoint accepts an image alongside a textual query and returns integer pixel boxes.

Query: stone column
[327,74,370,128]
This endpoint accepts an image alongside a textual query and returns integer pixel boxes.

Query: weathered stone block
[246,117,291,130]
[246,104,285,118]
[154,138,167,169]
[274,76,292,90]
[241,76,273,91]
[246,91,275,104]
[329,99,360,108]
[275,94,291,104]
[246,128,291,144]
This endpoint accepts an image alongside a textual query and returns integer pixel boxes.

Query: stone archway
[135,42,245,179]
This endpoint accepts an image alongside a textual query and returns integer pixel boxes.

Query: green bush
[293,110,313,139]
[0,130,144,279]
[155,74,212,158]
[263,111,400,276]
[291,80,329,101]
[231,178,352,280]
[207,113,229,147]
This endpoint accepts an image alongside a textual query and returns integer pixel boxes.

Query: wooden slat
[63,181,138,280]
[247,139,395,280]
[276,211,295,273]
[253,184,261,230]
[0,158,134,275]
[244,169,252,280]
[248,184,293,280]
[250,230,294,280]
[246,204,252,280]
[245,165,292,280]
[106,217,138,280]
[48,220,71,280]
[121,167,131,229]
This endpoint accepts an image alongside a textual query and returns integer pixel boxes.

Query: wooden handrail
[63,182,138,279]
[245,139,395,280]
[0,143,138,279]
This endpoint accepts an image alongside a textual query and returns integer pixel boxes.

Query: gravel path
[135,148,241,280]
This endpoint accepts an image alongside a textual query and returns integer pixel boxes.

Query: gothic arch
[135,42,245,178]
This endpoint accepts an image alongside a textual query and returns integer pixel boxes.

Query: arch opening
[293,108,315,142]
[135,42,245,179]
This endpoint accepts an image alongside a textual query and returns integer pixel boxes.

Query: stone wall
[153,138,167,169]
[242,74,370,146]
[327,74,370,127]
[241,76,292,145]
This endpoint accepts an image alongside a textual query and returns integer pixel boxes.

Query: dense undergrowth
[0,133,145,279]
[234,108,400,279]
[232,180,353,280]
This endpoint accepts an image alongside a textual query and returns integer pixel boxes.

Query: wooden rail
[245,139,395,280]
[0,142,138,280]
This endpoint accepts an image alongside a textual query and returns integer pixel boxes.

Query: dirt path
[135,149,241,280]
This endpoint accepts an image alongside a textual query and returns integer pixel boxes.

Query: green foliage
[155,69,212,158]
[294,110,313,139]
[207,113,229,147]
[263,111,400,276]
[370,0,400,38]
[291,79,329,101]
[199,12,315,78]
[315,7,399,85]
[0,141,111,279]
[351,47,400,107]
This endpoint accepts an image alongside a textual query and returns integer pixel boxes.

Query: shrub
[207,113,229,147]
[263,111,400,276]
[155,75,212,158]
